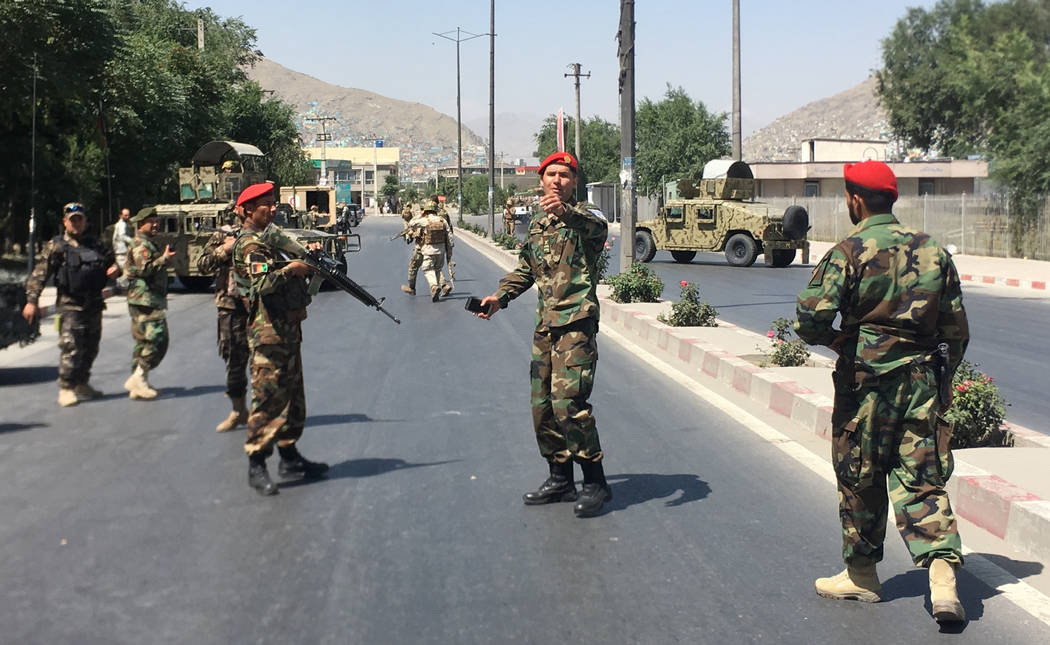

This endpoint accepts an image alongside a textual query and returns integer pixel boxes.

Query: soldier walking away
[415,201,453,302]
[232,183,328,496]
[400,206,424,296]
[112,207,133,292]
[476,152,611,518]
[795,161,970,624]
[197,206,250,432]
[22,202,118,406]
[123,206,175,400]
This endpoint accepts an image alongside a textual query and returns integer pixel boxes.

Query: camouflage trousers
[530,318,603,463]
[831,363,961,568]
[420,251,449,291]
[56,306,102,388]
[406,248,423,288]
[245,343,305,457]
[503,216,515,235]
[128,305,168,371]
[217,304,250,399]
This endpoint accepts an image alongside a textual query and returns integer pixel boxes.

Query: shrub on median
[459,222,488,238]
[657,281,718,327]
[759,317,810,367]
[606,263,664,303]
[945,360,1011,448]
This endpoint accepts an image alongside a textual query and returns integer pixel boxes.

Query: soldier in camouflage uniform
[400,202,424,296]
[478,152,612,518]
[413,201,453,302]
[795,161,969,624]
[123,206,175,400]
[197,206,250,432]
[503,198,516,235]
[232,183,328,496]
[23,202,118,407]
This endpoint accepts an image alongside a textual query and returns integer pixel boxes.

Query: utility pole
[433,27,487,219]
[197,17,204,50]
[27,53,38,273]
[731,0,742,161]
[488,0,496,235]
[305,116,336,185]
[617,0,636,269]
[362,135,383,213]
[565,63,590,202]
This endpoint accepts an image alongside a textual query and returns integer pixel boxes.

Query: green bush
[595,237,613,283]
[657,281,718,327]
[945,360,1011,448]
[606,263,664,303]
[493,232,520,250]
[759,317,810,367]
[458,222,488,238]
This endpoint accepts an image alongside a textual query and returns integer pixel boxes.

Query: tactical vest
[422,219,447,245]
[56,236,108,295]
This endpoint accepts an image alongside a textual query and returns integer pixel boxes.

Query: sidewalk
[457,227,1050,568]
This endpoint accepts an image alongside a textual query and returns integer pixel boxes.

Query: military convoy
[634,160,809,267]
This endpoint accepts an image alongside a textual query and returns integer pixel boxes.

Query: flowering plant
[758,317,810,367]
[657,281,718,327]
[944,360,1010,448]
[606,262,664,303]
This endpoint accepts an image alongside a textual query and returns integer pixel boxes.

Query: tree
[459,174,514,216]
[635,85,730,196]
[533,115,620,197]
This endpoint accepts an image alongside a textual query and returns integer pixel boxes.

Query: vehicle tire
[771,249,797,267]
[671,250,696,264]
[725,233,758,267]
[178,276,214,291]
[782,205,809,240]
[635,230,657,263]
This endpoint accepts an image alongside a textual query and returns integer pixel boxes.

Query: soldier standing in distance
[23,202,118,407]
[795,161,969,624]
[112,207,133,292]
[400,203,424,296]
[503,198,516,235]
[476,152,612,518]
[197,205,250,432]
[123,206,174,400]
[232,183,328,496]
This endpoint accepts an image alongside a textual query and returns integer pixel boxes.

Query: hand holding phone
[465,297,488,314]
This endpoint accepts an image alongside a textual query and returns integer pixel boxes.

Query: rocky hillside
[743,76,895,162]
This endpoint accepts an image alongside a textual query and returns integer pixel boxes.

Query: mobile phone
[465,297,488,314]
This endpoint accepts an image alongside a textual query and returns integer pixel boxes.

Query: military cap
[129,206,157,223]
[63,202,87,218]
[236,182,275,207]
[844,160,898,201]
[422,199,438,213]
[538,151,577,175]
[221,160,236,170]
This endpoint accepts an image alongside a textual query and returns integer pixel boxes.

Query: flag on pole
[556,107,565,152]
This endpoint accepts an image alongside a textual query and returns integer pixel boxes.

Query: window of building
[804,181,820,197]
[919,178,936,195]
[365,170,374,184]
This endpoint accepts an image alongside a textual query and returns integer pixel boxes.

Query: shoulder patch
[808,256,830,287]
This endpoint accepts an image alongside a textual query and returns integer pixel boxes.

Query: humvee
[634,160,809,267]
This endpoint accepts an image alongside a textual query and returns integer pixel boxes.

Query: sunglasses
[64,204,86,215]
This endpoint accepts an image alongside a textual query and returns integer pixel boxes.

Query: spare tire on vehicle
[782,205,809,240]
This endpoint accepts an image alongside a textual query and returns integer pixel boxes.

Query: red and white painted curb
[960,273,1047,291]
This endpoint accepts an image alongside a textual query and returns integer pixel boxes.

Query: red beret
[236,182,275,207]
[538,151,578,175]
[843,161,897,200]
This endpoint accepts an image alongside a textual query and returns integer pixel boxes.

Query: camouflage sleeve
[239,240,299,298]
[559,204,608,256]
[24,239,60,305]
[495,245,535,308]
[938,256,970,373]
[196,231,229,275]
[795,245,853,347]
[126,241,168,279]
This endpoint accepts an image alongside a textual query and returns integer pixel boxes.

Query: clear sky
[184,0,934,138]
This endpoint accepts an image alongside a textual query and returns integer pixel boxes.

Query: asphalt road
[0,216,1045,643]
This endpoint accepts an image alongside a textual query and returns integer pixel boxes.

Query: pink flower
[988,376,995,383]
[680,280,688,287]
[766,330,775,338]
[604,242,611,250]
[610,237,616,242]
[955,384,968,393]
[777,338,784,344]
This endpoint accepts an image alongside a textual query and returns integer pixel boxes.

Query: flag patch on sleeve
[250,262,269,275]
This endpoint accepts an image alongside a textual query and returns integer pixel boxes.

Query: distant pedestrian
[23,202,118,406]
[476,152,612,518]
[123,206,175,400]
[795,160,969,624]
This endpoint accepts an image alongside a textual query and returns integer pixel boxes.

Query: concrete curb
[457,226,1050,565]
[959,273,1047,291]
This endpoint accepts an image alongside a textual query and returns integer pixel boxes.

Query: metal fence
[763,194,1050,260]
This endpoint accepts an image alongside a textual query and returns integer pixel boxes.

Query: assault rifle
[390,225,419,243]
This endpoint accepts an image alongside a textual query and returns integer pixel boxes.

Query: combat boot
[815,563,882,603]
[277,444,329,479]
[440,283,452,297]
[523,460,577,505]
[248,454,278,496]
[124,365,158,400]
[929,559,965,623]
[430,285,441,302]
[216,396,249,432]
[57,388,79,407]
[74,382,103,400]
[574,460,612,517]
[401,284,416,295]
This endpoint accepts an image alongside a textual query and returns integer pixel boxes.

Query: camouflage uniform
[503,202,516,235]
[125,235,170,371]
[496,200,608,463]
[24,233,113,389]
[197,227,250,400]
[796,213,969,568]
[415,213,453,298]
[232,225,313,458]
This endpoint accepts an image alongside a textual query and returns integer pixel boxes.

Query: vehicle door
[664,204,691,248]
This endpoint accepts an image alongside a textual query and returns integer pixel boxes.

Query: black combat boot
[278,444,330,479]
[248,454,279,496]
[522,460,578,505]
[574,460,612,517]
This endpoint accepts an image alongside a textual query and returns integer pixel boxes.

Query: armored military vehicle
[634,160,809,267]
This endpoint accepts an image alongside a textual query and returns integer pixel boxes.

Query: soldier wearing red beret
[795,160,970,624]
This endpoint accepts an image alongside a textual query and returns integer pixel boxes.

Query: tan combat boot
[57,388,79,407]
[440,283,452,297]
[430,285,440,302]
[216,396,249,432]
[74,383,103,400]
[401,285,416,295]
[124,365,158,400]
[929,559,965,623]
[815,563,882,603]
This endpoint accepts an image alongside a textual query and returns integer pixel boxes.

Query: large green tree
[635,85,730,197]
[533,115,620,197]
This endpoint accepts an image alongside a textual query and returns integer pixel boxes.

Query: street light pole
[565,62,590,201]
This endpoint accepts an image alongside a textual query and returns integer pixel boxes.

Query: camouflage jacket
[232,225,311,346]
[410,214,453,256]
[24,233,113,311]
[196,227,242,310]
[125,235,170,309]
[795,213,969,381]
[496,200,607,331]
